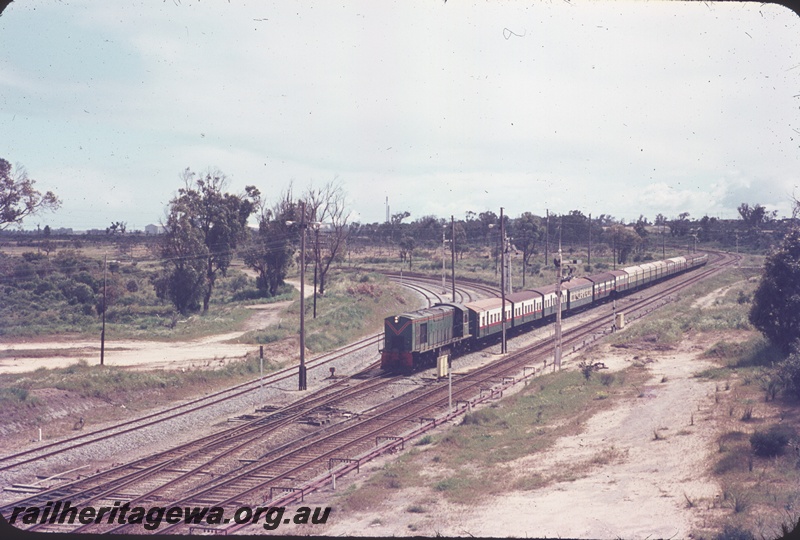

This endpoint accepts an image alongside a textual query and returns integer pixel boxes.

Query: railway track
[1,363,403,532]
[202,250,742,533]
[0,271,492,480]
[2,252,738,534]
[0,333,383,478]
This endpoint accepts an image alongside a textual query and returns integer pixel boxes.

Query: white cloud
[2,1,800,228]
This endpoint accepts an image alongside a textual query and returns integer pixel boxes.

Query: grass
[337,365,649,509]
[608,266,761,348]
[1,354,280,402]
[693,333,800,537]
[242,271,419,353]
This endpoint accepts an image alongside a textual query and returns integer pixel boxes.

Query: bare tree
[303,179,351,298]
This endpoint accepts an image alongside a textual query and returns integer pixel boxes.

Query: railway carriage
[564,277,593,310]
[531,283,569,318]
[663,258,676,277]
[687,253,708,268]
[609,269,629,293]
[464,297,511,339]
[652,260,668,281]
[640,262,657,285]
[667,256,686,274]
[584,272,616,301]
[622,264,645,289]
[507,290,543,327]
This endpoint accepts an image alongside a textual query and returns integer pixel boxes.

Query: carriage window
[420,323,428,344]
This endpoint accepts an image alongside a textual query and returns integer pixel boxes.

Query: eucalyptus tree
[244,187,299,297]
[157,168,257,313]
[512,212,542,287]
[0,158,60,230]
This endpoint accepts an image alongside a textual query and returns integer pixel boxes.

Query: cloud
[2,1,800,228]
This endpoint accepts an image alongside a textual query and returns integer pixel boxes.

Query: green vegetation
[749,227,800,353]
[749,424,796,458]
[338,365,647,509]
[155,170,258,314]
[676,269,800,538]
[242,272,414,353]
[0,247,277,339]
[609,267,761,348]
[1,355,278,404]
[0,264,418,437]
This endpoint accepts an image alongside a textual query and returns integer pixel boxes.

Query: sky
[2,1,800,231]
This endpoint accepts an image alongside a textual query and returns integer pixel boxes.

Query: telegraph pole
[500,207,507,354]
[451,215,456,302]
[544,209,549,265]
[100,254,106,366]
[554,237,563,371]
[298,201,308,391]
[313,219,319,319]
[442,230,446,294]
[588,213,592,268]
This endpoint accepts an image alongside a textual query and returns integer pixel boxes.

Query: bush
[775,348,800,399]
[750,424,796,457]
[461,409,499,426]
[714,524,754,540]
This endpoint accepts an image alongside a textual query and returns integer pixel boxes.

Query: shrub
[750,424,796,457]
[775,348,800,399]
[599,372,615,386]
[461,409,499,426]
[714,524,754,540]
[415,435,433,446]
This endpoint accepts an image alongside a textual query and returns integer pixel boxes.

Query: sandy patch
[692,281,743,310]
[0,301,295,374]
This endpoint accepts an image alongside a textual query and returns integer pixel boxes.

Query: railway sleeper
[4,484,45,494]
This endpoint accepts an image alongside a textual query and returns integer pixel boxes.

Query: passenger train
[380,253,708,372]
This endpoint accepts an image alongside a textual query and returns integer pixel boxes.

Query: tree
[698,215,718,242]
[478,210,498,245]
[749,227,800,353]
[738,203,777,235]
[0,158,61,229]
[603,225,641,264]
[669,212,691,237]
[453,221,468,260]
[153,209,208,314]
[388,211,410,243]
[399,235,415,267]
[244,187,298,297]
[157,168,257,313]
[634,215,649,240]
[512,212,541,287]
[106,221,127,235]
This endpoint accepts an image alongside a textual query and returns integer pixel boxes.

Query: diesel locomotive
[380,253,708,371]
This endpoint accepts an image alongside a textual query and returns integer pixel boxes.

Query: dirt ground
[0,303,286,373]
[306,333,733,539]
[0,279,314,374]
